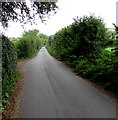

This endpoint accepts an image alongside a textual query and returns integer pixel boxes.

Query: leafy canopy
[1,1,58,27]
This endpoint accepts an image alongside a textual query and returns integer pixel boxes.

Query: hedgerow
[46,15,118,93]
[2,35,20,112]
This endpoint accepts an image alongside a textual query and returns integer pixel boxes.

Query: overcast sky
[3,0,118,38]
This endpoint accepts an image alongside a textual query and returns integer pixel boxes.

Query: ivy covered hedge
[2,35,20,111]
[2,35,18,95]
[46,15,118,93]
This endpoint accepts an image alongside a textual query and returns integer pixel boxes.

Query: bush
[14,30,43,59]
[71,15,108,57]
[75,52,118,92]
[2,35,18,95]
[2,35,20,112]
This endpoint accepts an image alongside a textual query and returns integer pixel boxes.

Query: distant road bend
[19,47,116,118]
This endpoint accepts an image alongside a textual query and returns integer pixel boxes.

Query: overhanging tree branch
[1,1,58,27]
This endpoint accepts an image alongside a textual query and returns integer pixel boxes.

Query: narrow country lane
[19,47,116,118]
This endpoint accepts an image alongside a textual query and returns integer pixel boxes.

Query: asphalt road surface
[19,47,116,118]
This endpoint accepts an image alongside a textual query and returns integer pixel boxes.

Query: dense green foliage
[13,29,48,59]
[38,33,49,46]
[2,35,20,111]
[47,16,108,59]
[2,35,17,95]
[46,15,118,93]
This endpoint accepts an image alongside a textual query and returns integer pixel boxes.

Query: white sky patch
[3,0,117,38]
